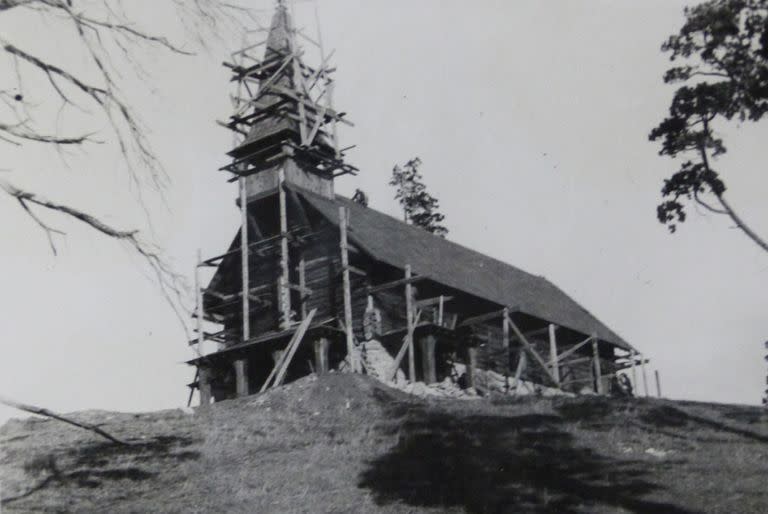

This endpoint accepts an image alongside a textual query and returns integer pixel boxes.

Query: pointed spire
[224,0,357,179]
[266,0,293,57]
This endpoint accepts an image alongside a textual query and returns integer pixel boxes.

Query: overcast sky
[1,0,767,424]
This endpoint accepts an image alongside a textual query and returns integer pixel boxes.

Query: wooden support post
[405,265,416,382]
[279,168,291,329]
[505,313,558,385]
[592,336,603,394]
[630,349,638,394]
[234,359,248,397]
[339,206,357,372]
[641,353,649,397]
[198,367,212,408]
[438,295,444,326]
[467,346,478,389]
[420,335,437,384]
[239,178,250,340]
[273,309,317,387]
[549,324,560,387]
[195,251,205,355]
[655,369,662,398]
[513,351,527,396]
[502,308,510,390]
[298,258,307,320]
[314,337,330,374]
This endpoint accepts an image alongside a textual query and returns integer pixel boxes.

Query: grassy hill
[1,374,767,513]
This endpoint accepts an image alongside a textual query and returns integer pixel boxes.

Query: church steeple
[220,0,356,200]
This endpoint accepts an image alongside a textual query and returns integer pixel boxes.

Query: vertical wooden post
[239,178,250,341]
[438,296,444,326]
[467,346,478,389]
[198,367,211,408]
[655,370,662,398]
[405,265,416,382]
[278,168,291,329]
[195,250,205,354]
[298,258,307,320]
[549,324,560,387]
[234,359,248,397]
[502,308,510,391]
[339,206,356,372]
[592,336,603,394]
[641,353,649,397]
[630,349,638,394]
[314,337,329,374]
[512,351,527,396]
[420,335,437,384]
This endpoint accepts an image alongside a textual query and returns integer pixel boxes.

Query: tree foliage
[389,157,448,237]
[649,0,768,252]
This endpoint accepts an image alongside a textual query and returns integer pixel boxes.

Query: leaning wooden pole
[655,369,662,398]
[405,265,416,382]
[339,206,356,372]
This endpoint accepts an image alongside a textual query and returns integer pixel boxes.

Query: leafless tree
[0,0,256,321]
[0,0,256,429]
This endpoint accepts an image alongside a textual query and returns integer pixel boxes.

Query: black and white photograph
[1,0,767,512]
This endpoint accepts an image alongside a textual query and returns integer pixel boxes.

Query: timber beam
[366,275,425,294]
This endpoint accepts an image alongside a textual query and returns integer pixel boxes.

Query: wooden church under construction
[189,0,648,404]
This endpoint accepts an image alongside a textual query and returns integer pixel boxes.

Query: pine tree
[389,157,448,237]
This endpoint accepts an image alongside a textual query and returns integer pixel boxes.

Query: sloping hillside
[1,374,767,513]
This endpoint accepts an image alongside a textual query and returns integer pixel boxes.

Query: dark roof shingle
[298,188,632,351]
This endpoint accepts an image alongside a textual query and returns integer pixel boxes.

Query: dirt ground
[1,374,767,513]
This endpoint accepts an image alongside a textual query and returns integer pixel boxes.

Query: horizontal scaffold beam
[366,275,425,294]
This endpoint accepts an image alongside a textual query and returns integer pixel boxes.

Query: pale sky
[1,0,767,424]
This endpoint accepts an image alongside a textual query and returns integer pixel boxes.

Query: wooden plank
[512,351,527,396]
[234,359,248,397]
[555,335,594,363]
[416,295,454,309]
[641,353,649,397]
[366,275,424,294]
[505,313,558,385]
[298,258,307,320]
[549,324,560,386]
[405,265,416,382]
[459,309,509,327]
[339,206,357,372]
[592,336,603,394]
[239,177,250,340]
[388,309,422,381]
[195,251,204,357]
[278,168,291,328]
[273,309,318,388]
[630,349,638,392]
[558,356,593,367]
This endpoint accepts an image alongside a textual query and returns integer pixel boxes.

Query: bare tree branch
[0,179,191,333]
[0,395,130,445]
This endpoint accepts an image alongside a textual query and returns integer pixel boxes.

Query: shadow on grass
[359,399,694,514]
[640,405,768,444]
[1,435,200,507]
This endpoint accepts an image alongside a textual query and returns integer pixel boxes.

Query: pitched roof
[297,187,633,351]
